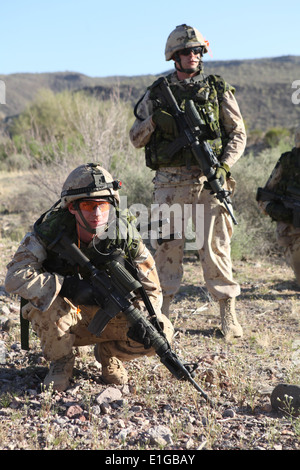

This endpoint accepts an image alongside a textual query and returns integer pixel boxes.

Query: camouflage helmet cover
[165,24,209,61]
[61,163,121,208]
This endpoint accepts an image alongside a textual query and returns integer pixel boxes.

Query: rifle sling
[20,297,30,350]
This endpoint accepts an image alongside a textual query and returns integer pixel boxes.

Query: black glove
[127,319,152,349]
[265,201,293,223]
[59,276,96,305]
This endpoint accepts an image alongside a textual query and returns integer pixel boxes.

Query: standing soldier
[130,24,246,340]
[257,127,300,285]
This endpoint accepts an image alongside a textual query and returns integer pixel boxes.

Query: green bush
[264,127,291,148]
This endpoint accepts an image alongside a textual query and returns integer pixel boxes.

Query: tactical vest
[145,72,235,170]
[34,206,142,277]
[275,148,300,196]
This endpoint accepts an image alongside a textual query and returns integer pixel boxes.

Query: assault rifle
[150,77,237,225]
[256,187,300,227]
[50,233,214,406]
[137,217,182,245]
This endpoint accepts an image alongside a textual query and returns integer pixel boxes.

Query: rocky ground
[0,234,299,452]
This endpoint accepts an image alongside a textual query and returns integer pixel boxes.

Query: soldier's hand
[204,162,230,190]
[152,109,178,137]
[60,276,96,305]
[127,319,152,349]
[215,162,230,187]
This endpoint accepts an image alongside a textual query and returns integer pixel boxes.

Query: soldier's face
[69,199,111,230]
[178,49,201,71]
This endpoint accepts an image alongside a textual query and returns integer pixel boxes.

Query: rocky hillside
[1,55,300,131]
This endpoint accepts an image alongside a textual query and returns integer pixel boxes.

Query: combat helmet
[165,24,209,61]
[61,163,121,209]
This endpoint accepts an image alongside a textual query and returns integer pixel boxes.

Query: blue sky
[1,0,299,77]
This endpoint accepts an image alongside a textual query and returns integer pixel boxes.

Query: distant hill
[1,55,300,132]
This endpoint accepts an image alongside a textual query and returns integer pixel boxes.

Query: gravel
[0,253,299,451]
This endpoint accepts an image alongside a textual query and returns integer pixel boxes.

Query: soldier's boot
[44,352,75,392]
[94,343,128,385]
[161,295,173,318]
[219,298,243,341]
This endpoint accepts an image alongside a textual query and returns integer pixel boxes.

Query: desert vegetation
[0,87,296,259]
[0,85,299,451]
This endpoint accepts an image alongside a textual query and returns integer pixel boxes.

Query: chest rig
[34,206,142,278]
[145,73,234,170]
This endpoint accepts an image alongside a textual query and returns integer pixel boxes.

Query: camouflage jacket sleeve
[131,243,163,316]
[219,90,247,168]
[4,232,65,312]
[129,90,156,148]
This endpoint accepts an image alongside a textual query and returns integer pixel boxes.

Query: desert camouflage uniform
[258,131,300,284]
[5,227,173,363]
[130,72,246,307]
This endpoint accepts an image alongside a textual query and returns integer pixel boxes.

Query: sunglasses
[179,47,203,56]
[78,200,111,213]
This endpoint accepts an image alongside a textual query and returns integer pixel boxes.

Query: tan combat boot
[44,352,75,392]
[219,298,243,341]
[94,343,128,385]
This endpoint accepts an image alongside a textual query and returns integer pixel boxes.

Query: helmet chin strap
[75,208,97,235]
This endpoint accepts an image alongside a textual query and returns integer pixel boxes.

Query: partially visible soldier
[257,127,300,285]
[129,24,246,340]
[5,163,173,391]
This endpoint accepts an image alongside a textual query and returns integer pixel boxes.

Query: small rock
[261,403,272,412]
[117,418,126,428]
[2,319,14,332]
[100,402,111,414]
[184,422,195,434]
[91,405,101,416]
[0,305,10,316]
[131,405,142,412]
[66,404,84,419]
[96,387,122,406]
[186,437,195,449]
[116,428,129,442]
[55,416,69,426]
[148,425,173,446]
[271,383,300,415]
[222,408,236,418]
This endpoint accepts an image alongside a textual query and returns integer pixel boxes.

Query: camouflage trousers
[22,296,174,362]
[151,167,240,301]
[277,222,300,285]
